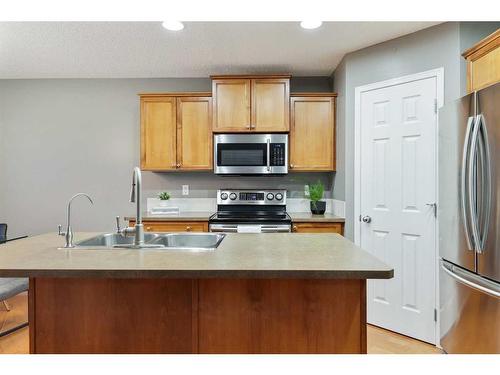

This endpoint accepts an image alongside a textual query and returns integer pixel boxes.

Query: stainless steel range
[209,189,291,233]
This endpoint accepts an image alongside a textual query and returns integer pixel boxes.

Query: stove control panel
[217,189,286,205]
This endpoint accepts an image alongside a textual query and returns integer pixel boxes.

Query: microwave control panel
[270,143,286,166]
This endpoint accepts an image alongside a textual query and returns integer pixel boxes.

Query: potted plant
[308,181,326,215]
[158,191,171,207]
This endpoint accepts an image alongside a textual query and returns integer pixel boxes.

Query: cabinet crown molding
[291,92,338,97]
[210,74,292,80]
[462,28,500,59]
[139,92,212,97]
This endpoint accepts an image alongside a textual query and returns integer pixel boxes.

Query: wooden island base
[29,278,366,354]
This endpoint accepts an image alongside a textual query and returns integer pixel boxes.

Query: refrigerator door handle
[468,115,481,251]
[461,116,475,251]
[442,260,500,299]
[476,114,492,253]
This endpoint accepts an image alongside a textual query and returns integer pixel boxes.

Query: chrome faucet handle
[115,216,121,233]
[58,224,65,236]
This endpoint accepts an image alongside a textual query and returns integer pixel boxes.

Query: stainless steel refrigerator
[439,82,499,353]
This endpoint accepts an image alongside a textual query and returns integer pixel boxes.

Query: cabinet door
[130,221,208,232]
[468,46,500,92]
[292,222,344,235]
[177,97,213,170]
[212,79,251,132]
[251,78,290,132]
[140,97,177,170]
[290,97,335,171]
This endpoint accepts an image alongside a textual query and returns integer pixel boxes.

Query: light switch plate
[304,185,310,197]
[182,185,189,196]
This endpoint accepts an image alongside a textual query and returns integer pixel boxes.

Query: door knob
[362,215,372,223]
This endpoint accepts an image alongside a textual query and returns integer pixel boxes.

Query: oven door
[214,134,288,175]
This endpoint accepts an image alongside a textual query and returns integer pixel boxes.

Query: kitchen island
[0,232,392,354]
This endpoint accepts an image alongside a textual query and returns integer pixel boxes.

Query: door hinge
[434,308,438,322]
[434,99,438,114]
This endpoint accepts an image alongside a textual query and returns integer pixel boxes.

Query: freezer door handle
[442,260,500,299]
[460,116,475,251]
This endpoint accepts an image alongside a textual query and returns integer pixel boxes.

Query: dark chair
[0,223,29,338]
[0,223,6,243]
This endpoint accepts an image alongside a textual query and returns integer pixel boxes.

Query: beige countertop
[288,212,345,223]
[125,212,345,223]
[0,232,391,279]
[125,212,213,222]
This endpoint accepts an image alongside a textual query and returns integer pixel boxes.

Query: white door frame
[353,67,444,345]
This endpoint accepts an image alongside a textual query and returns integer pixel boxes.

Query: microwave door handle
[266,139,271,172]
[477,114,492,253]
[461,116,475,251]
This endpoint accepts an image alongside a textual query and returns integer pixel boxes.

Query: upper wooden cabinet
[141,96,177,171]
[211,75,290,132]
[463,29,500,93]
[176,97,213,170]
[140,93,212,171]
[289,93,336,172]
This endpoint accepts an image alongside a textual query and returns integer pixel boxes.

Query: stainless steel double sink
[73,232,226,251]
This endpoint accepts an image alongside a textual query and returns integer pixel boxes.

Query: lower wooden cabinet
[128,220,208,233]
[128,220,343,235]
[292,222,344,235]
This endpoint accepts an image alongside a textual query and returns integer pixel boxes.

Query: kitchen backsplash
[142,171,336,199]
[146,197,346,217]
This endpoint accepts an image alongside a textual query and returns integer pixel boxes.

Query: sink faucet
[120,167,144,246]
[59,193,94,248]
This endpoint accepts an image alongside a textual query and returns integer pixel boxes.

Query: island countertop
[0,232,392,279]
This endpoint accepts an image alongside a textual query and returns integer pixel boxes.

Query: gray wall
[0,77,332,237]
[332,22,499,239]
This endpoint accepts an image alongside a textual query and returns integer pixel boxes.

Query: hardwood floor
[0,292,29,354]
[0,292,441,354]
[367,325,442,354]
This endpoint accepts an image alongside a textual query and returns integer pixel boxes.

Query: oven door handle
[209,225,238,233]
[260,225,291,233]
[266,139,271,172]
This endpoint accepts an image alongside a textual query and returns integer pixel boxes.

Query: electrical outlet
[304,185,310,197]
[182,185,189,196]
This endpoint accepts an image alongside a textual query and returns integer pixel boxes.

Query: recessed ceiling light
[162,21,184,31]
[300,21,322,30]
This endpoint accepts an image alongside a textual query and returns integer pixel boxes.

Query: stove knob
[220,192,228,200]
[229,193,237,200]
[275,193,283,201]
[266,193,274,201]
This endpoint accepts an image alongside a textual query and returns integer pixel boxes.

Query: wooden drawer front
[292,222,343,235]
[129,221,208,232]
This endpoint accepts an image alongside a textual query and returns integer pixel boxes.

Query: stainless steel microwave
[214,134,288,175]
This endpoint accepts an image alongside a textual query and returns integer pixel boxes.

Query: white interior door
[359,76,437,344]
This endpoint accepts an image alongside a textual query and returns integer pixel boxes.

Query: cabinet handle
[176,163,181,168]
[186,226,192,231]
[292,225,298,232]
[146,227,151,231]
[290,164,294,169]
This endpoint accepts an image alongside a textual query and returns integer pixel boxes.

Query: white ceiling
[0,22,440,79]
